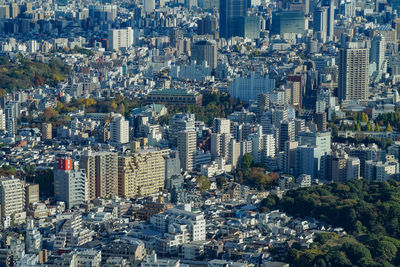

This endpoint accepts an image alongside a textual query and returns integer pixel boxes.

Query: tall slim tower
[177,130,196,172]
[110,114,129,145]
[338,42,369,101]
[370,35,386,75]
[219,0,247,39]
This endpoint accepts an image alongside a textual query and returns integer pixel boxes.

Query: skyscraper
[144,0,155,13]
[219,0,247,39]
[191,40,218,69]
[338,42,369,101]
[177,130,196,172]
[370,34,386,80]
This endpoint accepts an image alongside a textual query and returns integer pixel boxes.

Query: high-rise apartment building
[177,130,196,172]
[0,176,25,226]
[338,42,369,101]
[219,0,247,39]
[79,150,118,200]
[118,149,167,198]
[191,40,217,69]
[109,27,134,51]
[0,109,5,131]
[42,123,52,140]
[110,114,129,145]
[54,157,88,209]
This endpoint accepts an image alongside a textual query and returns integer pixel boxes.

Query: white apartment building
[110,114,129,145]
[109,27,134,51]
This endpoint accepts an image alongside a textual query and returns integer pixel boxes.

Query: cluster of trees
[332,135,393,149]
[235,153,279,190]
[261,179,400,266]
[0,56,71,91]
[375,112,400,131]
[167,91,245,125]
[25,167,54,197]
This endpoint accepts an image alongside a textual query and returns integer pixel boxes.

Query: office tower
[244,16,260,39]
[0,109,5,131]
[370,35,386,81]
[313,7,328,42]
[79,150,118,200]
[197,15,217,35]
[25,183,39,209]
[110,115,129,145]
[177,130,196,172]
[168,113,195,147]
[219,0,247,39]
[109,27,134,51]
[9,3,19,18]
[191,40,217,69]
[327,0,334,41]
[314,112,327,132]
[338,42,369,101]
[89,5,117,22]
[0,176,25,227]
[118,149,167,198]
[230,72,275,103]
[42,123,52,140]
[144,0,155,12]
[212,118,231,134]
[54,157,88,209]
[271,11,305,35]
[0,5,9,19]
[279,120,295,152]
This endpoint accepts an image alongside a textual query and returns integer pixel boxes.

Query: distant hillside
[0,56,71,91]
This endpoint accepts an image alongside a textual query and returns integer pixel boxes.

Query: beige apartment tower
[79,150,118,200]
[338,42,369,101]
[42,123,52,140]
[118,149,168,198]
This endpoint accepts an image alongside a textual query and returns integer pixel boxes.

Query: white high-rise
[109,27,134,51]
[230,72,275,103]
[110,115,129,145]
